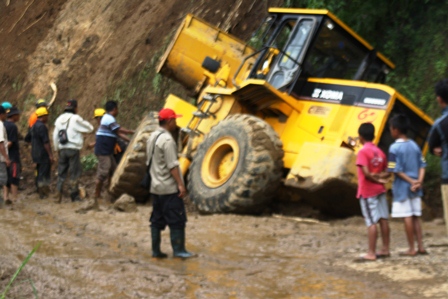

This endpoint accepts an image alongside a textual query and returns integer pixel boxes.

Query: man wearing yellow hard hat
[29,107,54,199]
[28,99,48,129]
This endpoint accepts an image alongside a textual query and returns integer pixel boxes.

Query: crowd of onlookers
[0,98,133,209]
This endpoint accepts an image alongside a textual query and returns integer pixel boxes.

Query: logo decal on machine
[311,88,344,101]
[363,97,387,106]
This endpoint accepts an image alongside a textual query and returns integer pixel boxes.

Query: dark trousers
[150,193,187,230]
[57,149,82,199]
[36,163,51,188]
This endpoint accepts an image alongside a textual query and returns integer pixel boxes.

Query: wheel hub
[201,137,239,188]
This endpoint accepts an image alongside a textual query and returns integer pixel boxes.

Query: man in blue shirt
[428,78,448,236]
[388,114,427,256]
[93,101,134,209]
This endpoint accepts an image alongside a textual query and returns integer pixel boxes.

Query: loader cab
[248,9,394,93]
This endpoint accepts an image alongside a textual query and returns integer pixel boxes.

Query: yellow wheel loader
[110,8,433,216]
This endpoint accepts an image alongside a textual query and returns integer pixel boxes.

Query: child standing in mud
[356,123,390,262]
[387,114,428,256]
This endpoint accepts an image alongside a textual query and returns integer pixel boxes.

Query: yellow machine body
[157,9,433,215]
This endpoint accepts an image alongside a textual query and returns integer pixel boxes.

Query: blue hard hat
[1,102,12,109]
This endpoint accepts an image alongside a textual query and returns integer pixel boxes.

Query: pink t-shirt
[356,142,387,198]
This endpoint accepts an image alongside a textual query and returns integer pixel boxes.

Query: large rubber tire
[188,114,284,214]
[109,111,159,202]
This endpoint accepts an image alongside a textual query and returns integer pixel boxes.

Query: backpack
[58,116,72,145]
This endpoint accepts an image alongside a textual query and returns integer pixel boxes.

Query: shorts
[96,155,116,182]
[359,193,389,227]
[391,197,422,218]
[7,162,21,186]
[0,162,7,186]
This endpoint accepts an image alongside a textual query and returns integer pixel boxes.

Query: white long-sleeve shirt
[53,112,94,151]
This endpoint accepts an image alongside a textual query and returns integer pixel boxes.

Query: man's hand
[434,147,443,157]
[410,180,422,192]
[378,178,389,184]
[49,156,55,164]
[178,184,187,199]
[5,158,11,168]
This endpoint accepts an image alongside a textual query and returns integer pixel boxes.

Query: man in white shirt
[0,106,10,206]
[53,99,94,202]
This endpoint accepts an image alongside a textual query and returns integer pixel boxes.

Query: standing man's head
[158,108,182,133]
[7,107,21,123]
[105,101,118,117]
[36,107,49,123]
[35,99,48,108]
[358,123,375,145]
[0,106,6,122]
[93,108,106,125]
[64,99,78,114]
[389,114,409,139]
[435,78,448,109]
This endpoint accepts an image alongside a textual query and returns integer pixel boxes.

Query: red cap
[158,108,182,120]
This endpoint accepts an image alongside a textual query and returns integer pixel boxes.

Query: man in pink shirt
[356,123,390,261]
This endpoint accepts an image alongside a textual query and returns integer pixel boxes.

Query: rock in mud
[113,194,137,212]
[75,199,99,214]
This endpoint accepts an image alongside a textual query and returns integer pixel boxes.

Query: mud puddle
[1,195,448,298]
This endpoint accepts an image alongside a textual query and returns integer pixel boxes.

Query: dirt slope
[0,0,283,128]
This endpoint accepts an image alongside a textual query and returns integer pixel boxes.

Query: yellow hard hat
[36,107,49,117]
[93,108,106,119]
[35,99,47,108]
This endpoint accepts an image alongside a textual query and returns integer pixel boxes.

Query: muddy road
[1,194,448,299]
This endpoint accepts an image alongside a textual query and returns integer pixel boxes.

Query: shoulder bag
[140,132,163,190]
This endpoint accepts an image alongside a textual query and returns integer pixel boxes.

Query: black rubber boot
[170,228,195,259]
[151,227,167,258]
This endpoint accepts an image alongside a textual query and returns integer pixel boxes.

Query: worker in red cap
[146,108,194,259]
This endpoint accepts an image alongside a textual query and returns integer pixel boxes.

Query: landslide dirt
[0,0,283,131]
[1,195,448,298]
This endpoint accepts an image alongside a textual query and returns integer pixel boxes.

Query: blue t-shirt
[95,113,120,156]
[387,139,426,202]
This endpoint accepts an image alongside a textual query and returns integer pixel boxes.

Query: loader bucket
[157,14,254,90]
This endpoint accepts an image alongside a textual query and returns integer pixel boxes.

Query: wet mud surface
[1,195,448,299]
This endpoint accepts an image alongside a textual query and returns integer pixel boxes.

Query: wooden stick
[48,82,57,108]
[18,11,46,36]
[8,0,35,33]
[272,214,330,226]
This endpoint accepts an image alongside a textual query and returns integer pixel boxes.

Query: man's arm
[170,167,187,198]
[361,166,389,184]
[75,117,94,133]
[52,124,59,151]
[0,142,10,167]
[44,142,55,164]
[117,132,130,142]
[117,127,135,136]
[428,126,442,156]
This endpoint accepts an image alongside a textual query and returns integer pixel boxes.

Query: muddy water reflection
[165,230,394,299]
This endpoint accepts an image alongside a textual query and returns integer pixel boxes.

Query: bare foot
[376,249,390,257]
[399,250,417,257]
[360,253,376,261]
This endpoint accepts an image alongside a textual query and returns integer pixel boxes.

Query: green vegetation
[283,0,446,180]
[81,153,98,171]
[1,242,41,299]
